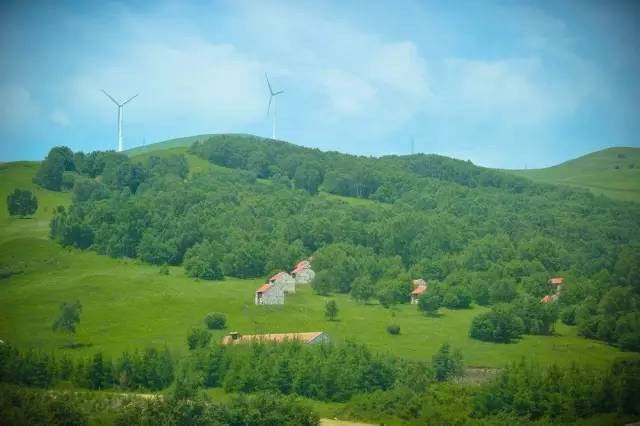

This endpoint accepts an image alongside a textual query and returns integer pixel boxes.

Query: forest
[36,135,640,353]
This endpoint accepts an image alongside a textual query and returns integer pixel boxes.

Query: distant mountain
[507,147,640,202]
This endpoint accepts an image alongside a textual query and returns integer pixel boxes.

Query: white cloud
[68,38,266,130]
[51,108,71,127]
[0,84,40,130]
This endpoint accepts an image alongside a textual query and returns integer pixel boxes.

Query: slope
[0,160,636,369]
[507,147,640,202]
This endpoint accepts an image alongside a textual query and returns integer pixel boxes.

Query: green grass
[507,147,640,202]
[124,133,270,157]
[0,160,638,371]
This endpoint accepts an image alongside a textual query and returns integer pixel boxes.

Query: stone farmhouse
[255,282,284,305]
[410,278,428,304]
[541,277,564,304]
[221,331,330,345]
[292,259,315,284]
[270,271,296,293]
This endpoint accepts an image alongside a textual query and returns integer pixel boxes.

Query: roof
[256,283,272,293]
[222,331,325,345]
[292,261,309,274]
[411,284,427,295]
[413,278,427,287]
[540,295,553,303]
[549,278,564,285]
[270,271,286,282]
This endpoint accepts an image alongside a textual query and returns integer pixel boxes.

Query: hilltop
[507,147,640,202]
[129,136,640,202]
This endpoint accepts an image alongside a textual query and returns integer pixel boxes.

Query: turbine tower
[265,73,284,140]
[102,90,138,152]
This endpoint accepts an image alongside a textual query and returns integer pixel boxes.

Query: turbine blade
[274,90,284,96]
[267,95,273,116]
[265,73,274,95]
[122,93,139,105]
[102,89,120,106]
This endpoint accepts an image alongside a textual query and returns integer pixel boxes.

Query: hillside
[0,155,636,370]
[2,136,640,424]
[507,147,640,202]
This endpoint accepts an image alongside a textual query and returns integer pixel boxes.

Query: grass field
[507,146,640,202]
[1,150,638,372]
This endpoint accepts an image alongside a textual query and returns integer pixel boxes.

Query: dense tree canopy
[6,189,37,217]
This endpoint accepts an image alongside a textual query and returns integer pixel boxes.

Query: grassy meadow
[0,155,637,370]
[508,146,640,202]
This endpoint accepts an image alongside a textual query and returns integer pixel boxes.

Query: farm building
[410,279,428,304]
[255,282,284,305]
[540,294,558,304]
[270,271,296,293]
[549,277,564,290]
[221,331,330,345]
[292,259,315,284]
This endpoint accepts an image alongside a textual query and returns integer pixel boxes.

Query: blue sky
[1,0,638,168]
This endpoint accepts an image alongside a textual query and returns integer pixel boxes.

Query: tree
[325,300,338,321]
[469,305,524,343]
[351,276,374,303]
[6,188,38,217]
[432,343,464,382]
[183,240,224,280]
[418,289,441,315]
[34,146,75,190]
[204,313,227,330]
[52,301,82,346]
[187,328,211,350]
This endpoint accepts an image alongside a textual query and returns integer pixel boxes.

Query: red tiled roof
[221,331,325,345]
[549,278,564,285]
[270,271,286,282]
[540,295,553,303]
[292,261,308,273]
[411,284,427,295]
[256,283,272,293]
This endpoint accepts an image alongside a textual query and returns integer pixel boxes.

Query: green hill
[124,133,270,157]
[0,157,635,369]
[507,147,640,202]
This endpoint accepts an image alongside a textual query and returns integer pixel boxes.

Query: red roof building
[549,278,564,285]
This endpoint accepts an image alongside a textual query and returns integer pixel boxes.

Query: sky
[1,0,639,168]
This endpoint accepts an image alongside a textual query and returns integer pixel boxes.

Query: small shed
[270,271,296,293]
[410,280,428,304]
[549,277,564,293]
[255,283,284,305]
[221,331,330,345]
[292,260,315,285]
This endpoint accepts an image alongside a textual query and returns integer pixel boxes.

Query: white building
[292,260,315,285]
[255,282,284,305]
[270,271,296,293]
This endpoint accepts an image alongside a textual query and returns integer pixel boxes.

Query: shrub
[469,304,524,343]
[187,328,211,350]
[204,313,227,330]
[561,305,577,325]
[6,188,38,217]
[387,324,400,335]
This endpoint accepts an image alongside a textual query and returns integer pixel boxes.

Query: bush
[469,304,524,343]
[204,313,227,330]
[387,324,400,335]
[561,305,577,325]
[6,188,38,217]
[187,328,211,350]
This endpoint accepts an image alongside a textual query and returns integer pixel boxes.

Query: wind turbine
[102,90,138,152]
[265,73,284,140]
